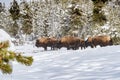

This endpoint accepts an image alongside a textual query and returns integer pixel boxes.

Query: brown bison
[35,37,58,50]
[85,35,113,48]
[57,36,80,50]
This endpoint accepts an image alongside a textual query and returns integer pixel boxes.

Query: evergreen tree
[9,0,20,21]
[20,0,33,34]
[43,19,49,36]
[9,0,20,37]
[29,0,49,37]
[61,0,83,36]
[0,2,2,13]
[91,0,109,26]
[0,3,13,35]
[0,2,5,13]
[9,21,19,36]
[30,0,54,37]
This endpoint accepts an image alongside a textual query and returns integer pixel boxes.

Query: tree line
[0,0,120,39]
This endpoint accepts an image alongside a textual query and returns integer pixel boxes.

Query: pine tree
[9,21,19,36]
[61,0,83,36]
[30,0,54,37]
[20,0,33,34]
[0,41,33,74]
[0,2,3,13]
[91,0,109,26]
[9,0,20,21]
[8,0,20,37]
[0,2,5,13]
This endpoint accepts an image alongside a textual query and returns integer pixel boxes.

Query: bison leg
[67,47,70,50]
[51,46,55,50]
[91,44,94,48]
[72,47,76,50]
[83,46,86,49]
[75,45,79,50]
[44,46,47,50]
[80,47,82,50]
[51,46,53,50]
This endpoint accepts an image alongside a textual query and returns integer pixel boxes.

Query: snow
[101,23,110,30]
[0,29,11,42]
[0,29,15,51]
[0,44,120,80]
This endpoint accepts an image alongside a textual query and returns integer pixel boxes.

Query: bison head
[55,40,62,49]
[85,37,94,48]
[35,39,40,47]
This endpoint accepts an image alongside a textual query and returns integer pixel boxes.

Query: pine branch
[0,41,33,74]
[0,63,12,74]
[0,41,9,49]
[16,54,33,66]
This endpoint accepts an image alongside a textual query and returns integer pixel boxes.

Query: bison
[85,35,113,48]
[35,37,58,50]
[57,36,80,50]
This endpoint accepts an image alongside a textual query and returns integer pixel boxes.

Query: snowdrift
[0,29,15,51]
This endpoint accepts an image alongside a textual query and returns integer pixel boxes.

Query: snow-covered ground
[0,44,120,80]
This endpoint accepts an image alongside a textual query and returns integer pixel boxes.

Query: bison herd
[35,35,113,50]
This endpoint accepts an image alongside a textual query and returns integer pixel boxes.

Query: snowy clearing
[0,44,120,80]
